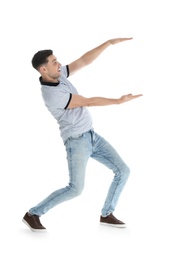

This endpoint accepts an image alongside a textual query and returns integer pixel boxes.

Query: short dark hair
[31,49,53,70]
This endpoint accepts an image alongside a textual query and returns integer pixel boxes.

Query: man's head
[32,50,53,71]
[31,50,61,82]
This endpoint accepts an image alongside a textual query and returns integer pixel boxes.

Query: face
[40,55,61,82]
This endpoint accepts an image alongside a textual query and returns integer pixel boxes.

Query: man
[22,37,142,232]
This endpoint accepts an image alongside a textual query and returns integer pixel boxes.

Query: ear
[39,65,46,73]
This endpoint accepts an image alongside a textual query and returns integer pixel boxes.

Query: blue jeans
[29,130,130,217]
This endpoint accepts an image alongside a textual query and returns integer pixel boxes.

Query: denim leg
[91,132,130,217]
[29,133,92,216]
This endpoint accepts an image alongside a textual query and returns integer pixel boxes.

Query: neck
[41,75,59,83]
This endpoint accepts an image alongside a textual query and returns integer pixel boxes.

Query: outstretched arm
[68,38,133,76]
[67,93,142,109]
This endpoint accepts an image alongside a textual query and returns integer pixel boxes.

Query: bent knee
[123,165,130,179]
[115,164,130,180]
[69,184,84,197]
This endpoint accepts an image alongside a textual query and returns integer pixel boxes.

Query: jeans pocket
[64,133,83,145]
[70,133,83,140]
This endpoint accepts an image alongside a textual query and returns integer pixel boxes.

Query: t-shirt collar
[39,76,60,87]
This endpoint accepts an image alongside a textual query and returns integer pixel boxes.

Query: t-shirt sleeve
[45,88,72,109]
[61,65,69,78]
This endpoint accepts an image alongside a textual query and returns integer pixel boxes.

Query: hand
[119,93,143,104]
[109,38,133,45]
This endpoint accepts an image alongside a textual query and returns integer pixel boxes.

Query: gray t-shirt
[40,65,93,142]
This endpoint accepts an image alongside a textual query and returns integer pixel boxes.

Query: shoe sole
[100,222,126,228]
[22,219,47,232]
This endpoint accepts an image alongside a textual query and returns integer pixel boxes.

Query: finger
[122,38,133,41]
[132,94,143,98]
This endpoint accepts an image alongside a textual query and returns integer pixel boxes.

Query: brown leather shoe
[100,213,126,228]
[22,212,46,232]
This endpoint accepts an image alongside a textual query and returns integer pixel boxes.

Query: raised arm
[67,93,142,109]
[68,38,133,76]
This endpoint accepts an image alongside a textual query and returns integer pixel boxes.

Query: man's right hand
[119,93,143,104]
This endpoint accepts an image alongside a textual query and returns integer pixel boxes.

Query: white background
[1,0,175,259]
